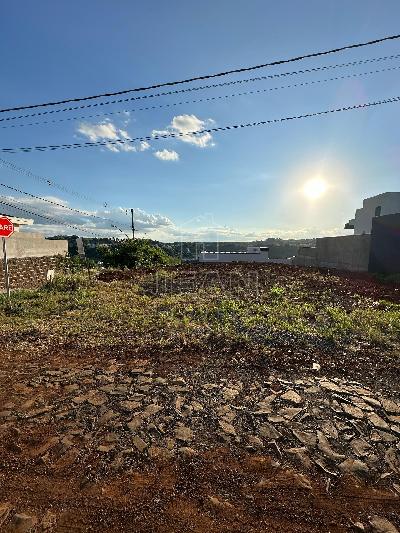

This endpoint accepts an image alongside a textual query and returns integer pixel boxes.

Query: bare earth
[0,264,399,532]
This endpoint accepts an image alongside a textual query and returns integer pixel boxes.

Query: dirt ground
[0,264,399,532]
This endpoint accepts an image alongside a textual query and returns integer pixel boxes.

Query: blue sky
[0,0,399,241]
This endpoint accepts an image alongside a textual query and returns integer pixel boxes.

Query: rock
[143,404,163,418]
[370,430,397,443]
[87,394,107,407]
[341,404,364,419]
[369,515,399,533]
[278,407,302,420]
[148,446,173,460]
[97,444,115,453]
[71,394,89,405]
[280,390,303,405]
[127,416,143,432]
[119,400,142,411]
[253,402,273,415]
[317,431,345,461]
[286,447,312,469]
[312,362,321,371]
[362,396,381,408]
[175,425,193,442]
[218,420,236,436]
[292,430,316,447]
[98,409,119,425]
[0,503,11,526]
[247,435,263,449]
[385,448,400,474]
[175,396,184,411]
[381,399,400,415]
[179,447,198,458]
[320,381,342,392]
[368,413,390,430]
[259,423,281,440]
[132,435,148,453]
[208,496,234,510]
[10,513,37,532]
[349,438,371,457]
[191,401,204,412]
[222,388,239,401]
[351,521,365,531]
[339,458,369,477]
[267,415,285,423]
[321,421,338,439]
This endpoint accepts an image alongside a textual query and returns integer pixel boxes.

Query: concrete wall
[4,232,68,259]
[369,213,400,274]
[316,234,371,272]
[199,251,269,263]
[292,246,317,267]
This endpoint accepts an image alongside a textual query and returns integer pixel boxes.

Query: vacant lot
[0,264,399,532]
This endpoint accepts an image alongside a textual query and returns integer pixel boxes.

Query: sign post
[0,216,15,300]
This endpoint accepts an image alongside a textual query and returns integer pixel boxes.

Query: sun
[302,178,328,200]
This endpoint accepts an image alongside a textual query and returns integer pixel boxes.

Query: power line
[0,157,109,207]
[0,158,139,235]
[2,96,399,154]
[2,64,399,130]
[0,196,104,237]
[2,53,400,124]
[1,33,400,114]
[0,182,130,236]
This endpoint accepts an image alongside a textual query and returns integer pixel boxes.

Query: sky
[0,0,399,241]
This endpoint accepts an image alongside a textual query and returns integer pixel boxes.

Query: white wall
[352,193,400,235]
[199,251,269,263]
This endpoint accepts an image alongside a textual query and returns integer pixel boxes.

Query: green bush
[98,239,178,269]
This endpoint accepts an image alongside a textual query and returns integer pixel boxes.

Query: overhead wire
[2,96,399,154]
[0,182,130,236]
[0,157,109,207]
[2,53,400,124]
[2,63,400,130]
[0,196,106,237]
[1,33,400,113]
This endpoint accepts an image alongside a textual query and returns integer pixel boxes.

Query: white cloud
[77,120,150,153]
[138,141,151,152]
[154,149,179,162]
[1,195,173,237]
[152,114,215,148]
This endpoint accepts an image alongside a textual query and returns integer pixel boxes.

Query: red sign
[0,216,14,238]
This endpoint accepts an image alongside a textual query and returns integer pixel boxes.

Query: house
[345,192,400,235]
[294,192,400,273]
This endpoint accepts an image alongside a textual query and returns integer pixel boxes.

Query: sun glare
[302,178,328,200]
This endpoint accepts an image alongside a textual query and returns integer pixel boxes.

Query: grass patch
[1,268,399,353]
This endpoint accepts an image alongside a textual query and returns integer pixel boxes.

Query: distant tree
[98,239,178,269]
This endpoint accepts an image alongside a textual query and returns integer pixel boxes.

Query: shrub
[98,239,177,269]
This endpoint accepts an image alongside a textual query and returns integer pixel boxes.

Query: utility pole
[131,208,135,240]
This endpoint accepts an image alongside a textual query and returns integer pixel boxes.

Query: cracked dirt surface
[0,263,399,532]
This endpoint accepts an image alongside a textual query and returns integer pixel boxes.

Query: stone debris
[10,513,37,532]
[369,515,399,533]
[0,364,399,484]
[174,425,193,442]
[280,390,303,405]
[259,423,281,440]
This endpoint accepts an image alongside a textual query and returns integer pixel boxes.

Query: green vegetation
[98,239,178,269]
[1,266,399,357]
